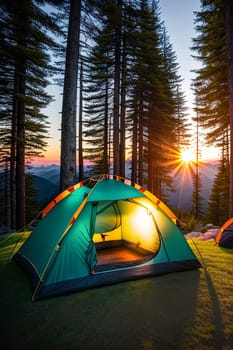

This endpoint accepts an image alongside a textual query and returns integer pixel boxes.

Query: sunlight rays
[161,145,202,209]
[170,147,197,179]
[180,149,195,164]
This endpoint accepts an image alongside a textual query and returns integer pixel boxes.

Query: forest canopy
[0,0,232,229]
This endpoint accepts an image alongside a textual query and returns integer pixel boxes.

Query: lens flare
[180,149,195,163]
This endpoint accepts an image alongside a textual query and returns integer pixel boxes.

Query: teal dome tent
[14,174,201,301]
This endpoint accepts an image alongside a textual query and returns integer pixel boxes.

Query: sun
[180,149,195,164]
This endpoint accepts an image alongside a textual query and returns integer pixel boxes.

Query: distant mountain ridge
[28,164,60,185]
[167,162,218,210]
[31,175,59,208]
[27,164,60,208]
[28,162,218,211]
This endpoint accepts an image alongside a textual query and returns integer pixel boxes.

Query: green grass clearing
[0,233,233,349]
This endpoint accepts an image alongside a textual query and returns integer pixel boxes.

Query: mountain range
[27,161,219,212]
[167,161,218,211]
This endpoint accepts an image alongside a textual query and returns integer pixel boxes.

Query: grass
[0,233,233,350]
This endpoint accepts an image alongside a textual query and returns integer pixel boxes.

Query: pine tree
[60,0,81,191]
[0,0,63,228]
[83,0,123,176]
[128,1,186,196]
[83,45,111,176]
[78,59,84,181]
[223,0,233,216]
[82,0,187,198]
[25,174,40,224]
[127,0,164,187]
[192,0,228,146]
[158,25,190,196]
[192,0,231,219]
[207,159,229,225]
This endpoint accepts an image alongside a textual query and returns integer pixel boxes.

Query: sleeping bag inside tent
[13,175,201,300]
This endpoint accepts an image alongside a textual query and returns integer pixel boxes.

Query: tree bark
[113,0,122,175]
[138,98,143,185]
[15,63,26,229]
[10,70,17,229]
[104,79,109,174]
[120,30,126,177]
[78,60,83,181]
[224,0,233,217]
[131,112,138,184]
[60,0,81,191]
[113,42,121,175]
[14,1,27,230]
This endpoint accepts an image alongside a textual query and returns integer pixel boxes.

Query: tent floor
[96,246,150,265]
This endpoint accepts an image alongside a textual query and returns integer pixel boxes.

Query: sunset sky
[35,0,220,166]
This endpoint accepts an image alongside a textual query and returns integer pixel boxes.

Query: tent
[14,174,201,301]
[215,218,233,248]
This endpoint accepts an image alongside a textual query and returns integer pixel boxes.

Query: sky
[159,0,220,163]
[35,0,220,166]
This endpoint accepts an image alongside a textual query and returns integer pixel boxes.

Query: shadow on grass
[204,268,226,349]
[2,236,232,349]
[0,259,202,350]
[218,246,233,255]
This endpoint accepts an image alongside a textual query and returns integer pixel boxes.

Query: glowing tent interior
[13,175,201,301]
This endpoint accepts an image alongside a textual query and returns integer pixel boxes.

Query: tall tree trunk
[10,72,17,229]
[104,79,109,174]
[60,0,81,191]
[78,60,84,181]
[224,0,233,217]
[14,2,27,230]
[15,61,26,229]
[113,0,122,175]
[138,98,143,185]
[113,46,120,175]
[131,112,138,184]
[120,30,126,177]
[4,160,11,227]
[147,143,153,192]
[108,108,113,172]
[147,116,155,193]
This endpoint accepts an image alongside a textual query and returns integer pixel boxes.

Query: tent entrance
[92,197,160,272]
[95,239,154,271]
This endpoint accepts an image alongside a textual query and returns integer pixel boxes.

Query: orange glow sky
[33,0,220,166]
